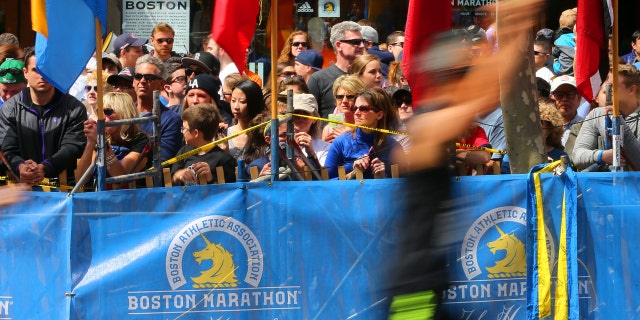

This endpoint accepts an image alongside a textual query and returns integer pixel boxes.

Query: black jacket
[0,88,87,179]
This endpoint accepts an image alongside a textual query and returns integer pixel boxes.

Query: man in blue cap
[0,59,26,107]
[113,33,148,68]
[294,49,323,82]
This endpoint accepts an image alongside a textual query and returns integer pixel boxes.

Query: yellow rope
[456,143,507,155]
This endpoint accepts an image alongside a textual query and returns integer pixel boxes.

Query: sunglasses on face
[85,85,98,92]
[279,71,296,78]
[292,41,308,47]
[335,94,356,101]
[103,108,115,117]
[394,98,412,106]
[340,38,366,46]
[0,68,21,77]
[552,91,577,99]
[155,38,174,44]
[113,83,133,90]
[134,73,163,81]
[533,50,548,56]
[171,76,186,84]
[351,105,375,113]
[390,41,404,48]
[185,69,204,77]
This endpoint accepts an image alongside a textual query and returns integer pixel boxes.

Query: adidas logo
[297,2,313,13]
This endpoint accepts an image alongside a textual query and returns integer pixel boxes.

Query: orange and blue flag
[31,0,107,93]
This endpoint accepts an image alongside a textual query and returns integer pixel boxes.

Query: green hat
[0,59,25,84]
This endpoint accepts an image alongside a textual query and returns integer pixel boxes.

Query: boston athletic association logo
[166,215,263,290]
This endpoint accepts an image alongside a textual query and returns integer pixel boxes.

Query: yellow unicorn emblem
[324,2,334,11]
[485,224,526,278]
[191,233,239,288]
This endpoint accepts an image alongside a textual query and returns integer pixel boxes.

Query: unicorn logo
[485,224,526,278]
[324,2,335,11]
[191,233,239,288]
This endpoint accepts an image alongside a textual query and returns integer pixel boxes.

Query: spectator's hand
[603,149,626,166]
[294,132,314,154]
[175,167,197,184]
[353,154,371,172]
[83,119,98,143]
[370,157,386,177]
[260,162,272,176]
[19,160,44,185]
[190,162,213,182]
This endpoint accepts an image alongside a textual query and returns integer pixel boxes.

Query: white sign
[318,0,340,18]
[121,0,190,54]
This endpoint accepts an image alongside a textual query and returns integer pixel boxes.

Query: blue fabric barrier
[0,174,639,319]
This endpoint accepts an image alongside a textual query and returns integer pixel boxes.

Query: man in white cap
[549,74,583,145]
[112,33,148,68]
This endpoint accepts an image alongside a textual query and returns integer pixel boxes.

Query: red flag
[402,0,451,100]
[575,0,612,101]
[212,0,260,73]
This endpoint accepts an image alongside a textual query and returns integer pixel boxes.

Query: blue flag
[34,0,107,93]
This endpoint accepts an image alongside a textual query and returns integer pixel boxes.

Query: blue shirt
[325,128,401,179]
[139,105,183,163]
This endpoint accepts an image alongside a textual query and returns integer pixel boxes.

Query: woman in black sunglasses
[324,87,401,179]
[277,31,310,65]
[75,92,150,189]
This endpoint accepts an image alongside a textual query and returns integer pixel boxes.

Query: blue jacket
[325,128,401,179]
[621,50,639,65]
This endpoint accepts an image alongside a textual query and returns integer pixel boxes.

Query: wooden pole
[611,0,622,171]
[95,17,107,190]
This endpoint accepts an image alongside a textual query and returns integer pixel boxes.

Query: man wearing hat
[181,51,220,81]
[294,49,323,82]
[550,75,583,145]
[0,59,26,107]
[107,66,136,101]
[113,33,148,68]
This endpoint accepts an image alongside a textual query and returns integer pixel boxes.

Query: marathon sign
[121,0,190,54]
[1,176,640,318]
[124,0,187,10]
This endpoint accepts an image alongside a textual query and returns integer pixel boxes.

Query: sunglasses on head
[103,108,115,117]
[85,85,98,92]
[185,69,204,77]
[350,105,375,113]
[292,41,308,47]
[134,73,163,81]
[155,37,174,44]
[0,68,21,77]
[340,38,365,46]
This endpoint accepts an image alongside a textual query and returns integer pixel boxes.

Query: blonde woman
[322,75,365,143]
[75,92,150,186]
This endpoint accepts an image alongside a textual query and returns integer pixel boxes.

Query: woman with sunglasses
[83,70,113,120]
[322,75,365,143]
[75,92,150,187]
[349,54,383,89]
[324,87,401,179]
[228,79,268,160]
[277,31,310,65]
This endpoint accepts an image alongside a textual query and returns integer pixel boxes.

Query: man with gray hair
[134,54,182,162]
[308,21,365,118]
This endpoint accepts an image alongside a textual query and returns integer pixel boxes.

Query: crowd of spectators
[1,7,640,188]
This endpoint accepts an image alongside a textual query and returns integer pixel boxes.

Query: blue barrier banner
[0,174,639,319]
